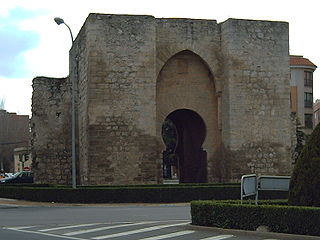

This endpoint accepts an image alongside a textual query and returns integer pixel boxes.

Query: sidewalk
[0,197,66,207]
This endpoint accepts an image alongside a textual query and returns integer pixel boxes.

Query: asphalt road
[0,199,319,240]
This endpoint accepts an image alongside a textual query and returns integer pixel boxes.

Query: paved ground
[1,198,319,240]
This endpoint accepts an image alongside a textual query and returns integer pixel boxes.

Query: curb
[187,224,320,240]
[0,198,190,207]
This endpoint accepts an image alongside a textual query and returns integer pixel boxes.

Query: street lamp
[54,17,77,189]
[54,17,74,43]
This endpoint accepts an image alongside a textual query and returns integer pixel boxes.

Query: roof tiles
[290,56,317,67]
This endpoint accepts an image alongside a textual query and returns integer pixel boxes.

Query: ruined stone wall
[219,19,292,181]
[31,77,72,184]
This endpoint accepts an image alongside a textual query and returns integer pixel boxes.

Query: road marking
[64,221,155,236]
[199,235,234,240]
[3,227,87,240]
[92,222,189,240]
[137,230,195,240]
[6,226,37,230]
[40,223,102,232]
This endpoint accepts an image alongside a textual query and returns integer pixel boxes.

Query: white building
[290,55,317,134]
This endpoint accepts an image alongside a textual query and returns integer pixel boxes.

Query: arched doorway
[162,109,207,183]
[156,50,220,183]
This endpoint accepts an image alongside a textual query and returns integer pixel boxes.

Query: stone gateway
[31,14,293,185]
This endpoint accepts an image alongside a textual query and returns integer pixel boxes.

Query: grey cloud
[0,7,41,78]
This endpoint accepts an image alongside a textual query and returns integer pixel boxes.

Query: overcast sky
[0,0,319,116]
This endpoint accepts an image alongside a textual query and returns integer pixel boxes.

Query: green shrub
[191,200,320,236]
[289,123,320,207]
[0,185,240,203]
[0,183,288,203]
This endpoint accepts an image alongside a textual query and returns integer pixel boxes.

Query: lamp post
[54,17,77,189]
[54,17,74,43]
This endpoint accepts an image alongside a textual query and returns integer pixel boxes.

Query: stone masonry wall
[71,14,161,185]
[31,77,72,184]
[155,19,222,182]
[70,19,89,185]
[219,19,292,181]
[33,14,294,185]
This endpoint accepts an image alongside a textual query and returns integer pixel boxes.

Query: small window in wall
[305,114,313,129]
[304,92,313,108]
[304,71,313,87]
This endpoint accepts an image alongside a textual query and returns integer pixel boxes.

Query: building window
[305,114,313,129]
[304,71,313,87]
[304,92,313,108]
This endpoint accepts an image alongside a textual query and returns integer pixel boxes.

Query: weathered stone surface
[219,19,292,181]
[31,14,293,185]
[31,77,72,184]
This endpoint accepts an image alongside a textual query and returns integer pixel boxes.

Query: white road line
[4,228,87,240]
[137,230,195,240]
[64,221,155,236]
[91,222,189,240]
[6,226,37,230]
[39,223,102,232]
[199,235,234,240]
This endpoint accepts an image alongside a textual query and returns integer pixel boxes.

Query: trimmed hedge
[0,184,288,203]
[0,185,239,203]
[191,200,320,236]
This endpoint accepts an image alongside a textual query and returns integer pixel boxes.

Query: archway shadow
[162,109,207,183]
